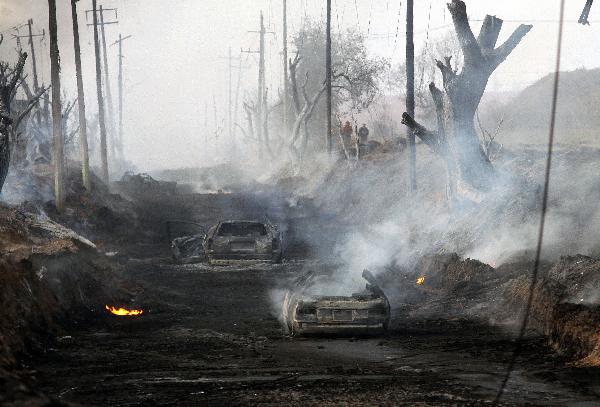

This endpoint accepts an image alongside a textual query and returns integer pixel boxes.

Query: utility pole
[258,12,266,157]
[219,47,240,154]
[99,6,118,161]
[71,0,91,192]
[204,101,208,159]
[111,34,132,162]
[27,19,42,93]
[14,20,45,126]
[406,0,417,190]
[326,0,333,155]
[48,0,64,211]
[245,12,274,159]
[91,0,109,184]
[282,0,289,137]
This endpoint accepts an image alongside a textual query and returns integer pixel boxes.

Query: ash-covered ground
[2,143,600,406]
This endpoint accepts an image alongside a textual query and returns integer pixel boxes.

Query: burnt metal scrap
[282,269,390,336]
[171,220,283,265]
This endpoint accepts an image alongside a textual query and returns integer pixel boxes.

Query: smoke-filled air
[1,0,600,405]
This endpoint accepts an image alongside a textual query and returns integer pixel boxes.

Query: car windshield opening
[217,222,267,237]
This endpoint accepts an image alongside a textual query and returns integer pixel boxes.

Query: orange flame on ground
[105,305,144,316]
[416,276,425,286]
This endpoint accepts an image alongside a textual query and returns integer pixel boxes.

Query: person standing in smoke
[340,121,353,145]
[358,124,369,144]
[356,123,370,158]
[340,120,355,158]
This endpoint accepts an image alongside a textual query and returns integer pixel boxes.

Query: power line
[493,0,566,403]
[391,0,403,55]
[353,0,361,32]
[367,0,374,37]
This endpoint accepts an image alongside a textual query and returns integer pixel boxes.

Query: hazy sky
[0,0,598,170]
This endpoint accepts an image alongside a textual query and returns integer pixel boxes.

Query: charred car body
[170,220,282,265]
[282,269,390,336]
[204,221,282,265]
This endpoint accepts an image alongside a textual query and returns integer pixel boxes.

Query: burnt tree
[0,49,29,194]
[402,0,531,200]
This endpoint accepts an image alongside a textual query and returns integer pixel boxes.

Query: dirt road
[30,256,600,406]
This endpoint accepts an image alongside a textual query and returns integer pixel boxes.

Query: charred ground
[2,144,600,406]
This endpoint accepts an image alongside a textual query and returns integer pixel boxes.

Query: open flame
[416,276,425,286]
[105,305,144,316]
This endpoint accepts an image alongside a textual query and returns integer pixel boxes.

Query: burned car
[282,269,390,336]
[170,220,282,265]
[203,220,282,265]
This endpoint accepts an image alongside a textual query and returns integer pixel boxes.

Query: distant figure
[358,124,369,144]
[340,121,353,144]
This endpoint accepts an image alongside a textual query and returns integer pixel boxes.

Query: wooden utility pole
[23,19,45,127]
[406,0,416,190]
[111,34,132,162]
[99,6,118,160]
[245,12,274,159]
[48,0,64,211]
[92,0,109,184]
[204,101,209,158]
[219,47,240,153]
[233,56,245,149]
[258,12,266,157]
[282,0,289,137]
[71,0,91,192]
[326,0,333,155]
[27,19,41,93]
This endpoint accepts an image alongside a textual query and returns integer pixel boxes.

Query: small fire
[105,305,144,316]
[416,276,425,286]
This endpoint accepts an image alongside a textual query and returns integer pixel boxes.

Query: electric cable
[354,0,362,32]
[493,0,566,403]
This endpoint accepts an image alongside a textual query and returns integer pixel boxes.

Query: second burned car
[171,220,282,265]
[203,220,282,264]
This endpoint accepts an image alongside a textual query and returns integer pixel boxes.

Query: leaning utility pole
[92,0,109,184]
[326,0,333,155]
[48,0,64,211]
[282,0,289,137]
[111,34,132,162]
[406,0,417,190]
[71,0,91,192]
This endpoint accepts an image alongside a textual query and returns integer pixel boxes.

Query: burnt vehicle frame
[169,219,283,265]
[282,269,390,336]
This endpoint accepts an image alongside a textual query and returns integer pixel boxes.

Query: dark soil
[28,255,600,406]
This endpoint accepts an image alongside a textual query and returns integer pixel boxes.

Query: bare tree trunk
[402,0,531,200]
[49,0,65,211]
[0,52,28,194]
[288,54,326,160]
[71,0,91,192]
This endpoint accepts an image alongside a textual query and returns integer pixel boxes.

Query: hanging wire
[334,0,341,33]
[417,0,433,93]
[367,0,374,37]
[493,0,566,403]
[354,0,362,32]
[391,0,403,56]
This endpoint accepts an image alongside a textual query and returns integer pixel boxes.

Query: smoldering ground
[258,141,600,325]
